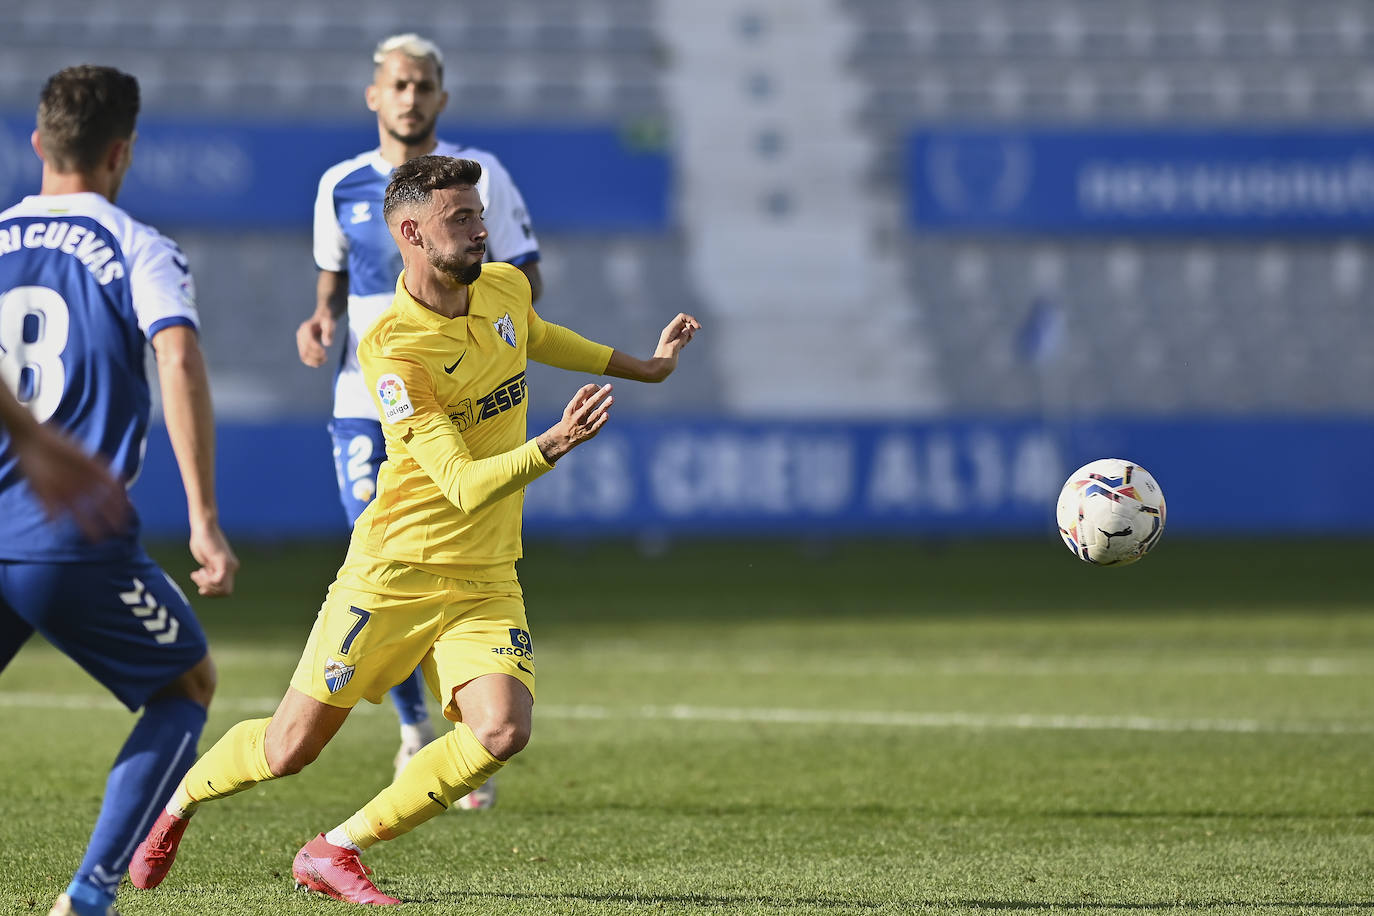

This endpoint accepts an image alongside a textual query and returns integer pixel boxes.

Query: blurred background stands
[843,0,1374,415]
[0,0,1370,421]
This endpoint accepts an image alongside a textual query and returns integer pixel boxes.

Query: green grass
[2,537,1373,915]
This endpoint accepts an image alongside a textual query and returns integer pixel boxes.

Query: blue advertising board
[908,127,1374,234]
[129,415,1374,539]
[0,115,669,231]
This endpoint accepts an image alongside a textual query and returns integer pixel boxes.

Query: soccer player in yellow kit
[130,155,701,905]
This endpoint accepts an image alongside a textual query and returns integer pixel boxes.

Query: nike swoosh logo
[444,352,466,374]
[427,791,449,809]
[517,661,533,675]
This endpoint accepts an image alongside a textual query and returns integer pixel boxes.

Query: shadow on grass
[401,889,1374,911]
[1056,809,1374,820]
[507,802,1374,820]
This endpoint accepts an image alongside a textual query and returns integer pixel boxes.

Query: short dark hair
[383,156,483,223]
[37,66,140,174]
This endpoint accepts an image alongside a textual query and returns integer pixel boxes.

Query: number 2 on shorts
[340,606,371,654]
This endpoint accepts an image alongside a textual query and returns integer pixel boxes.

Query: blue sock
[67,695,207,912]
[388,666,429,726]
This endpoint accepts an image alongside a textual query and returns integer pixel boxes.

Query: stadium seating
[842,0,1374,414]
[1,0,1371,417]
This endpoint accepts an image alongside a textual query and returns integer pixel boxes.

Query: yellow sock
[169,717,275,815]
[342,723,503,849]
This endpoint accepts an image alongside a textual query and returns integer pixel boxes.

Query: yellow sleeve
[363,348,554,513]
[527,308,613,374]
[403,425,553,513]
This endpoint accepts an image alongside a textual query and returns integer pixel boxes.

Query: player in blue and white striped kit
[295,34,542,805]
[0,66,238,916]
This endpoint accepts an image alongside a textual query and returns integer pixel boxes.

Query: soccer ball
[1056,458,1166,566]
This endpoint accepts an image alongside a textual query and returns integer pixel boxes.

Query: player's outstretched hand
[15,424,130,541]
[655,313,701,362]
[188,522,239,597]
[642,312,701,382]
[296,311,336,368]
[604,314,702,384]
[536,383,614,464]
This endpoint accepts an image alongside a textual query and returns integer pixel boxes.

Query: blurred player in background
[295,33,543,803]
[132,155,698,905]
[0,66,238,916]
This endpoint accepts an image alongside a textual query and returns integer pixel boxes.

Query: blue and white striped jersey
[313,141,540,420]
[0,192,199,560]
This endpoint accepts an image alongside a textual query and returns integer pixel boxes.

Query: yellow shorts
[289,553,535,721]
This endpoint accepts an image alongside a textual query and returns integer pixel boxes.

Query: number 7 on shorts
[340,606,371,654]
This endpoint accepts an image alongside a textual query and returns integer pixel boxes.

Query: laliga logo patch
[490,627,535,661]
[494,313,517,348]
[376,373,414,423]
[177,279,195,309]
[323,657,355,693]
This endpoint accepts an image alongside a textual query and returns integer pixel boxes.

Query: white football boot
[391,719,437,782]
[49,894,117,916]
[456,777,497,811]
[392,722,497,810]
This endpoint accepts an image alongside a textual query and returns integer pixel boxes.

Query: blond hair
[373,33,444,82]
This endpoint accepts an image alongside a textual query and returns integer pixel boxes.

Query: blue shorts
[0,548,209,711]
[329,418,386,526]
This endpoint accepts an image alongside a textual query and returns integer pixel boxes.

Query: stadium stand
[842,0,1374,414]
[0,0,1371,418]
[0,0,698,422]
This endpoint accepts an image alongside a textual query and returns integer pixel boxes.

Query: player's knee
[265,738,322,777]
[268,754,310,777]
[185,655,218,705]
[471,718,530,761]
[154,653,217,708]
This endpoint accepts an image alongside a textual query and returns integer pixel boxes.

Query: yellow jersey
[352,263,612,578]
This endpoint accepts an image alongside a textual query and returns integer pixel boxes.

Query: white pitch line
[555,655,1374,678]
[537,704,1374,736]
[2,692,1371,735]
[0,692,283,713]
[22,645,1374,677]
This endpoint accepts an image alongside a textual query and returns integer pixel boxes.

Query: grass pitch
[2,537,1372,915]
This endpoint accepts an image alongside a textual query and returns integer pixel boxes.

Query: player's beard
[428,247,483,285]
[384,116,436,147]
[108,148,133,202]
